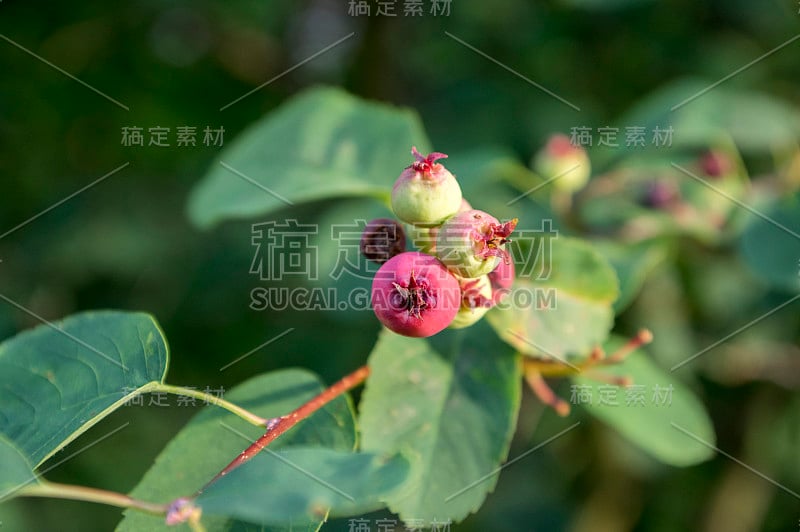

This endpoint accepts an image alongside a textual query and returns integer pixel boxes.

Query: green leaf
[359,321,522,524]
[224,522,319,532]
[572,337,716,466]
[117,369,357,532]
[593,238,670,313]
[748,395,800,486]
[196,448,408,525]
[0,311,169,466]
[617,79,800,153]
[487,237,619,359]
[0,435,38,501]
[740,194,800,293]
[188,87,431,228]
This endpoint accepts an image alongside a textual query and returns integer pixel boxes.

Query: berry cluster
[362,148,518,338]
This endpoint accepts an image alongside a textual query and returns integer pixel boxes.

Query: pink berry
[360,218,406,264]
[488,257,515,305]
[391,147,463,226]
[436,209,518,279]
[371,251,460,337]
[699,150,733,178]
[641,180,680,209]
[458,198,473,213]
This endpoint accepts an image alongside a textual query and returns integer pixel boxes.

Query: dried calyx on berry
[360,218,407,264]
[391,147,463,227]
[371,251,460,337]
[371,146,520,335]
[436,209,518,279]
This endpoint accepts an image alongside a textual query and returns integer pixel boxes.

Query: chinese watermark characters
[121,126,225,147]
[569,383,674,407]
[121,386,226,407]
[347,517,452,531]
[569,126,674,148]
[348,0,452,17]
[248,218,558,312]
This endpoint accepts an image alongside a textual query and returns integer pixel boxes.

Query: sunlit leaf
[117,369,357,532]
[197,448,408,525]
[740,193,800,293]
[359,322,522,524]
[572,336,716,466]
[488,237,619,359]
[188,87,430,228]
[0,311,169,466]
[0,435,38,501]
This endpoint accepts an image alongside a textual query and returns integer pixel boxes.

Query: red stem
[197,364,371,493]
[525,370,570,417]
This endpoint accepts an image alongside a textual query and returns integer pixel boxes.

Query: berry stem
[152,383,269,427]
[197,364,371,493]
[525,370,570,417]
[523,329,653,378]
[523,358,581,378]
[605,329,653,363]
[16,481,168,515]
[521,330,653,414]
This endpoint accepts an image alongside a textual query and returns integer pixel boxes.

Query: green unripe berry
[391,147,463,227]
[534,134,591,193]
[408,198,472,254]
[449,275,493,329]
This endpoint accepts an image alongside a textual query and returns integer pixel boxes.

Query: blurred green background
[1,0,799,530]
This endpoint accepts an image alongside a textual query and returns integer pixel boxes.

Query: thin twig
[11,366,373,527]
[522,330,653,415]
[524,370,570,416]
[153,383,269,427]
[197,364,371,493]
[525,329,653,378]
[17,481,168,515]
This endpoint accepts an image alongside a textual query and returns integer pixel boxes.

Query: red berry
[371,251,460,337]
